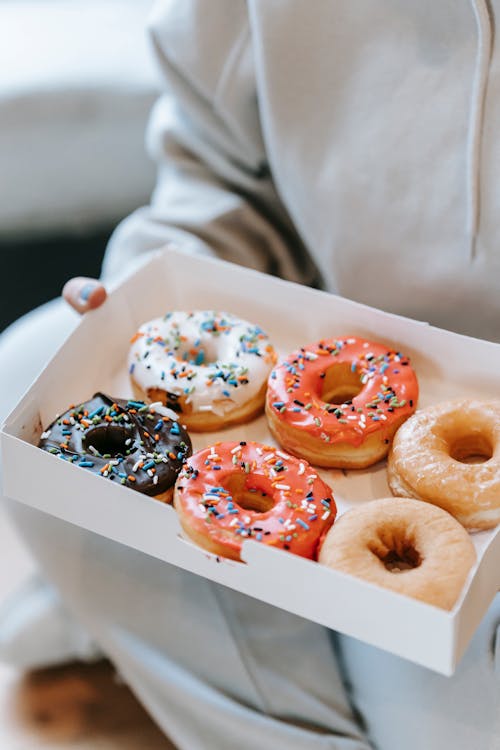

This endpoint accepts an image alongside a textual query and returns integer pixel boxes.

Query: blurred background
[0,0,161,331]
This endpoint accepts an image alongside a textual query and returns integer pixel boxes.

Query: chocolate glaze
[38,393,192,497]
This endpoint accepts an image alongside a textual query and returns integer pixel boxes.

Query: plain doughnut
[388,399,500,530]
[319,497,476,609]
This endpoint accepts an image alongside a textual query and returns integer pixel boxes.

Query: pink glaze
[267,336,418,447]
[175,441,336,559]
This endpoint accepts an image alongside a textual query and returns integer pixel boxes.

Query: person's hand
[62,277,107,314]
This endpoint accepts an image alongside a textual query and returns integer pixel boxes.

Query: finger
[62,277,107,314]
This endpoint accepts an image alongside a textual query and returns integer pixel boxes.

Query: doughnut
[174,441,336,560]
[319,498,476,610]
[129,311,277,431]
[38,393,192,503]
[388,399,500,531]
[266,336,418,468]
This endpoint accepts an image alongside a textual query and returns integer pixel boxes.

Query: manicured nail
[79,282,97,302]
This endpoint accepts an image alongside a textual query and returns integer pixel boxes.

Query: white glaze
[129,311,276,416]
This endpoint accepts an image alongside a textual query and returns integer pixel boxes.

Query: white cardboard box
[2,248,499,675]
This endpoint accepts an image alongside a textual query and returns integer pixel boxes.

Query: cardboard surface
[2,248,500,675]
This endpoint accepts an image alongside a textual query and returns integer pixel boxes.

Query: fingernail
[79,283,97,302]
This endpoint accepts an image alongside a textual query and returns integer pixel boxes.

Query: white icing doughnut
[129,311,277,431]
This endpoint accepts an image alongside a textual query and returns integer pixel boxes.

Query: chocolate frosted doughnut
[38,393,192,502]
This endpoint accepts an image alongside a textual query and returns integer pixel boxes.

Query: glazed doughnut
[129,311,277,431]
[388,399,500,531]
[174,441,336,561]
[266,336,418,468]
[38,393,192,503]
[319,498,476,610]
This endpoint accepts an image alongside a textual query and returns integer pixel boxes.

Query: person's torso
[153,0,500,340]
[249,0,500,339]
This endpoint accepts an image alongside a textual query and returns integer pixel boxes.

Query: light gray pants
[1,299,499,750]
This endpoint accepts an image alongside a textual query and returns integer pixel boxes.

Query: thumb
[62,277,107,314]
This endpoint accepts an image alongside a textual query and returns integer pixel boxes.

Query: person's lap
[5,497,370,750]
[0,300,499,750]
[337,606,500,750]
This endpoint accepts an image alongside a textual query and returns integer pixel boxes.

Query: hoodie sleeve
[102,0,316,286]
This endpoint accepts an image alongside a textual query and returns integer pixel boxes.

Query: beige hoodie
[103,0,500,340]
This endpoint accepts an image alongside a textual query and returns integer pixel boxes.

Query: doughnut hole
[173,338,219,366]
[224,473,274,513]
[448,433,493,464]
[368,526,422,573]
[321,362,363,405]
[433,409,495,465]
[83,425,130,456]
